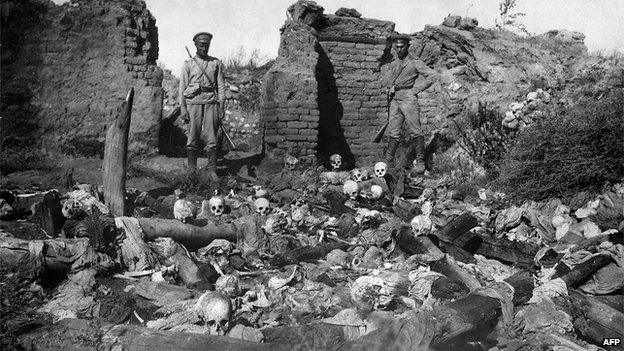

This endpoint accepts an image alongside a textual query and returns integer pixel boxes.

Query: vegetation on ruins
[495,89,624,202]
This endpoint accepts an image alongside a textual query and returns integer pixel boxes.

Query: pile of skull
[168,153,426,335]
[173,153,399,224]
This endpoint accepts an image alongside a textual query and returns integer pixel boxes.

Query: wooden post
[103,88,134,217]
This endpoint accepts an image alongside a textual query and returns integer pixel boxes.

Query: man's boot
[412,135,426,174]
[203,149,219,182]
[187,148,198,174]
[383,137,399,167]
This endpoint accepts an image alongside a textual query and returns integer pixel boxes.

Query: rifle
[184,46,237,150]
[373,95,391,143]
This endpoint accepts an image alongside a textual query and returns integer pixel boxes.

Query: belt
[394,85,413,91]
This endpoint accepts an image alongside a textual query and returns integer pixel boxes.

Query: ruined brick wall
[262,21,320,164]
[1,0,162,155]
[261,11,395,168]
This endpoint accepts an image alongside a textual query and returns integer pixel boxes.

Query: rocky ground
[1,154,622,351]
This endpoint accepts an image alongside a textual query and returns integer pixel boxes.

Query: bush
[452,102,513,177]
[495,90,624,201]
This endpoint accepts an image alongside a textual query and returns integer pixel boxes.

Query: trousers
[386,89,422,139]
[186,103,219,151]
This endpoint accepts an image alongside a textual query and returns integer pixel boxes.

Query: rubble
[3,161,621,350]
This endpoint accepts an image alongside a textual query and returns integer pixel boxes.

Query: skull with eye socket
[284,155,299,171]
[351,168,364,182]
[254,197,271,216]
[374,162,387,178]
[208,196,225,216]
[329,154,342,171]
[343,180,360,200]
[195,291,232,336]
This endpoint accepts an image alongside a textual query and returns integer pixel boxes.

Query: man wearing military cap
[179,32,226,180]
[382,34,437,173]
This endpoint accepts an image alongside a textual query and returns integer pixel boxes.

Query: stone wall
[1,0,162,155]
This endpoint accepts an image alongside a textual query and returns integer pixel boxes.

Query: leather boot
[412,135,426,174]
[187,148,198,174]
[383,137,399,167]
[203,149,219,182]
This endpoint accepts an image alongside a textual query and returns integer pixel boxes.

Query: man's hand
[180,108,190,124]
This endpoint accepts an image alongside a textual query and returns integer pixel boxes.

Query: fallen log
[269,242,350,267]
[137,218,237,251]
[103,88,134,217]
[555,254,613,287]
[566,290,624,351]
[18,318,285,351]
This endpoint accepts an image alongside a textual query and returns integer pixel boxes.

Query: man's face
[393,41,409,59]
[194,37,211,56]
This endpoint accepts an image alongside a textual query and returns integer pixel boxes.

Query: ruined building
[261,1,592,168]
[1,0,162,154]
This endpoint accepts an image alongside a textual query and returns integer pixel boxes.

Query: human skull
[195,291,232,336]
[343,180,360,200]
[253,186,268,199]
[284,155,299,171]
[330,154,342,171]
[368,185,383,200]
[351,168,364,182]
[254,197,270,216]
[374,162,387,178]
[215,274,241,298]
[411,214,433,236]
[209,196,224,216]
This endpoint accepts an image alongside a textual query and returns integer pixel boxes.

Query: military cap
[193,32,213,42]
[390,34,411,43]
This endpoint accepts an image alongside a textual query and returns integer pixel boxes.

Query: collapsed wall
[1,0,162,154]
[262,1,596,168]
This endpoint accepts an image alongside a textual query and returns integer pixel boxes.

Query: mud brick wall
[262,13,395,168]
[316,38,390,166]
[1,0,162,154]
[262,21,320,164]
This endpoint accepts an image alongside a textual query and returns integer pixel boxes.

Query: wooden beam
[103,88,134,217]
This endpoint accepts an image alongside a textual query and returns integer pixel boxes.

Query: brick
[336,42,356,48]
[307,121,319,128]
[287,134,308,141]
[361,62,379,70]
[306,136,317,141]
[287,121,307,128]
[342,101,361,109]
[265,135,285,143]
[299,129,317,136]
[278,114,299,121]
[362,101,382,108]
[355,43,374,49]
[301,115,318,122]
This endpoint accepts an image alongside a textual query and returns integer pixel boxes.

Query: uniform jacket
[179,55,226,105]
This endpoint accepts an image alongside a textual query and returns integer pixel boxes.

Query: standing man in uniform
[382,34,437,173]
[179,32,226,181]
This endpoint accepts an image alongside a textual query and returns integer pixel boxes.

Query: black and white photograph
[1,0,623,350]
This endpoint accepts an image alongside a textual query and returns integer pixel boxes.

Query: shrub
[452,102,514,177]
[495,90,624,201]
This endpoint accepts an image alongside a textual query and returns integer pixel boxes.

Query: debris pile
[1,158,622,350]
[502,88,552,130]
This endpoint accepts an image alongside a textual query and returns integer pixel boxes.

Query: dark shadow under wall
[315,43,356,170]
